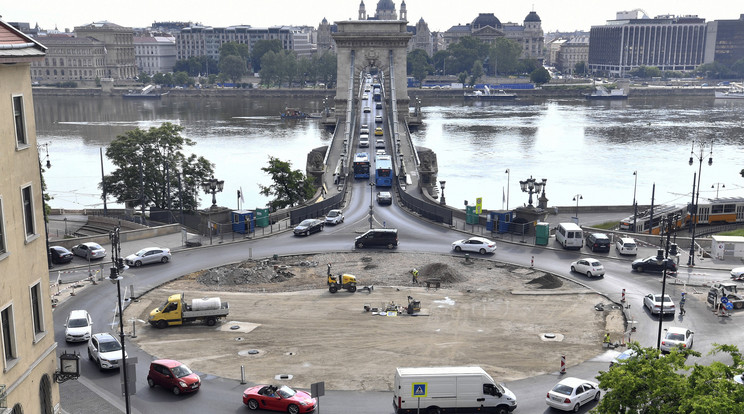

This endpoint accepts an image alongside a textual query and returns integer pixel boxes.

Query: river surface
[34,95,744,212]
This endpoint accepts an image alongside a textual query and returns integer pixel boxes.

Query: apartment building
[0,20,60,413]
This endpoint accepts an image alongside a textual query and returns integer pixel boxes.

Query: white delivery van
[555,222,583,249]
[393,367,517,414]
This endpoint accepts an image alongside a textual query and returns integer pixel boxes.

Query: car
[545,377,600,412]
[375,127,383,136]
[364,87,371,92]
[375,115,383,123]
[360,123,369,130]
[88,333,127,370]
[376,102,382,109]
[376,149,387,156]
[585,232,610,252]
[355,228,398,249]
[731,267,744,280]
[632,256,677,273]
[643,293,676,316]
[609,349,637,368]
[242,384,317,413]
[362,93,369,100]
[147,359,201,395]
[360,127,370,135]
[64,309,92,343]
[376,191,392,205]
[363,106,371,113]
[734,374,744,386]
[50,245,74,264]
[324,209,344,225]
[616,237,638,255]
[659,327,693,353]
[375,139,385,149]
[71,242,106,260]
[293,219,324,236]
[570,258,605,277]
[125,247,171,267]
[452,237,497,254]
[359,134,370,147]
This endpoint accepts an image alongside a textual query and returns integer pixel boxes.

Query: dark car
[293,219,324,236]
[586,233,611,252]
[49,246,74,264]
[355,228,398,249]
[632,256,678,273]
[147,359,201,395]
[376,191,392,205]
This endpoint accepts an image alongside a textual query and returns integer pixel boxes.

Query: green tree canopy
[488,37,522,75]
[258,157,315,210]
[407,49,433,84]
[530,66,551,84]
[136,72,151,85]
[595,344,744,413]
[574,61,587,75]
[631,65,663,78]
[251,39,283,72]
[102,123,215,211]
[469,60,484,86]
[219,55,247,83]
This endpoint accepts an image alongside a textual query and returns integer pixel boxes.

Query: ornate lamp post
[687,141,712,266]
[38,142,52,269]
[439,180,446,205]
[201,176,224,209]
[632,171,638,233]
[108,227,131,413]
[711,182,725,198]
[573,194,583,223]
[504,169,510,210]
[518,175,544,207]
[656,214,679,350]
[368,182,375,229]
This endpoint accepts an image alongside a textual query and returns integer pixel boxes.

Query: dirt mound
[526,274,563,289]
[418,263,466,283]
[196,260,293,286]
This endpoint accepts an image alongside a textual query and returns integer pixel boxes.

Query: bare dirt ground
[124,252,625,391]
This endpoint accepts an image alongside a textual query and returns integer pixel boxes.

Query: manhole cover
[275,374,293,380]
[238,349,262,357]
[235,337,244,341]
[247,349,259,354]
[230,325,240,330]
[285,352,295,356]
[544,333,556,339]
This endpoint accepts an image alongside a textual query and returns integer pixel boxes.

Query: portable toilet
[535,222,550,245]
[255,208,270,228]
[231,210,255,234]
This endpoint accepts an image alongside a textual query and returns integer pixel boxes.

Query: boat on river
[281,107,311,119]
[714,83,744,99]
[585,86,627,100]
[122,84,167,99]
[464,85,516,100]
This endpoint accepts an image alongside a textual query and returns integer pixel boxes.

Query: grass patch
[717,229,744,237]
[591,221,619,230]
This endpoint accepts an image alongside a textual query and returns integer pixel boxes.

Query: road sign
[725,302,734,310]
[412,382,427,397]
[721,296,729,304]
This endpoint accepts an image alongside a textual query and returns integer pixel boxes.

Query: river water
[34,95,744,212]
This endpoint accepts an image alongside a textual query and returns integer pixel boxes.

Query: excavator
[327,263,357,293]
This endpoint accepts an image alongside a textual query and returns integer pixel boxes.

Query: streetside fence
[290,188,346,225]
[397,185,453,225]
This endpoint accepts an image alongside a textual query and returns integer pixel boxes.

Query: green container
[466,205,479,225]
[255,208,270,227]
[535,222,550,245]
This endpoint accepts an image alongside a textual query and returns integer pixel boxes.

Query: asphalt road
[55,178,740,414]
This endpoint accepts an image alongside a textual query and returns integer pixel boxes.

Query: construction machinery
[707,282,744,310]
[407,296,421,314]
[327,263,357,293]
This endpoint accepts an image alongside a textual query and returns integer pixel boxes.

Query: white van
[64,309,92,343]
[555,222,583,249]
[393,367,517,414]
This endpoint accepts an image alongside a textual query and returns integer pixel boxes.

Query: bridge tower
[332,20,412,120]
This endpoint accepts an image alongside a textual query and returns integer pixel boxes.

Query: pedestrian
[411,268,419,285]
[679,292,686,315]
[603,332,611,346]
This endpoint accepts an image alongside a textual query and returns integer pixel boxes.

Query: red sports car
[242,384,316,413]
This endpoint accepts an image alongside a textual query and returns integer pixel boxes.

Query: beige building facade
[0,20,60,414]
[74,21,137,80]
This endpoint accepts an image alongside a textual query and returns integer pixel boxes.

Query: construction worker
[679,292,686,315]
[603,333,611,346]
[411,268,419,285]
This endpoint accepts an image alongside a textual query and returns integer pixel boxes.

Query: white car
[451,237,497,254]
[71,242,106,260]
[731,267,744,280]
[660,327,693,353]
[125,247,171,267]
[545,377,600,412]
[616,237,638,255]
[88,333,127,370]
[609,349,637,368]
[325,209,344,225]
[363,106,371,113]
[375,139,385,149]
[64,309,92,343]
[643,293,675,316]
[570,258,605,277]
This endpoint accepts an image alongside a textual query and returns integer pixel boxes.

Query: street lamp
[368,182,375,229]
[687,141,712,266]
[201,176,224,209]
[108,227,131,414]
[632,171,638,233]
[37,142,52,269]
[573,194,583,223]
[711,182,725,198]
[518,175,544,207]
[439,180,446,205]
[656,214,679,350]
[504,169,510,210]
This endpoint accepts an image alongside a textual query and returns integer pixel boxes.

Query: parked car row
[49,244,171,268]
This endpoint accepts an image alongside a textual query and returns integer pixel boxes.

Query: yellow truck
[149,293,229,329]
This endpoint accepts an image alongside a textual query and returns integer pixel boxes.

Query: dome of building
[377,0,395,11]
[472,13,501,29]
[524,11,541,22]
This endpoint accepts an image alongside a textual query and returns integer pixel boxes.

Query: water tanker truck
[149,293,229,328]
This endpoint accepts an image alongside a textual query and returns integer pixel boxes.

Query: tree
[258,157,316,210]
[469,60,484,86]
[631,65,662,78]
[457,72,468,85]
[595,344,744,413]
[102,123,215,211]
[407,49,433,84]
[488,37,522,75]
[432,50,450,75]
[219,55,247,83]
[574,61,587,75]
[137,72,151,84]
[530,66,551,85]
[172,71,194,87]
[251,39,283,72]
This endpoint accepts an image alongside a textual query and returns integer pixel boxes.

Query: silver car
[570,258,605,277]
[643,293,675,316]
[325,210,344,225]
[125,247,171,267]
[71,242,106,260]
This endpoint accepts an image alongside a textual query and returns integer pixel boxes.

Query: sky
[2,1,740,34]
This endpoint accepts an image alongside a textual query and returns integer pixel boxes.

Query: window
[22,185,36,238]
[0,197,6,257]
[13,95,27,147]
[2,305,18,368]
[30,283,45,337]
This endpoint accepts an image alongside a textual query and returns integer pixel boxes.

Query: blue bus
[375,155,393,187]
[353,153,371,179]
